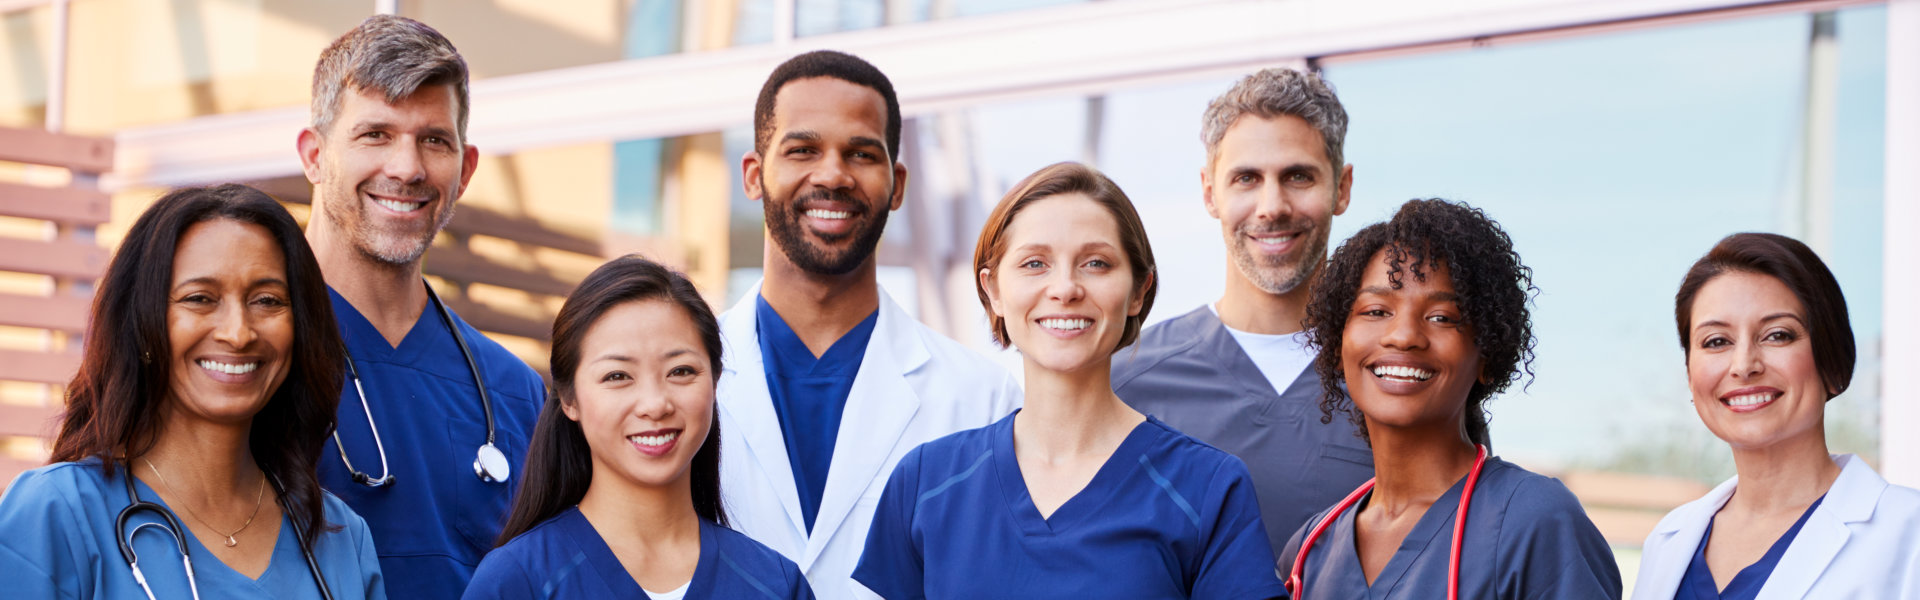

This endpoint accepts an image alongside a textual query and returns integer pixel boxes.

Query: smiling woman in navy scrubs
[462,256,812,600]
[1630,233,1920,599]
[1277,199,1619,600]
[853,162,1283,600]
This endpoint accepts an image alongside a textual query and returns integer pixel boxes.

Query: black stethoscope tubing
[117,463,336,600]
[333,282,509,487]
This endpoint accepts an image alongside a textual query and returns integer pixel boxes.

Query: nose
[1252,179,1295,224]
[1730,339,1766,380]
[631,384,678,422]
[1045,264,1085,305]
[381,139,427,184]
[813,153,856,191]
[1379,310,1427,351]
[211,297,257,350]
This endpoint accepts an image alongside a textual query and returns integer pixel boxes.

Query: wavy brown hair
[51,183,343,547]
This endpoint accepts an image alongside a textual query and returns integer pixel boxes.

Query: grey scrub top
[1112,305,1375,553]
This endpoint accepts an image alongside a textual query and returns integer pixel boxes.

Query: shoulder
[1141,418,1244,473]
[317,489,373,537]
[903,416,1005,473]
[1112,307,1214,385]
[903,318,1010,381]
[1484,460,1587,514]
[2,462,106,511]
[710,522,803,577]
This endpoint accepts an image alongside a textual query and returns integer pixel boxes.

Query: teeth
[628,432,679,447]
[805,209,852,220]
[1039,318,1092,331]
[1726,393,1775,407]
[1371,365,1433,381]
[1251,233,1297,244]
[197,360,259,375]
[374,198,425,213]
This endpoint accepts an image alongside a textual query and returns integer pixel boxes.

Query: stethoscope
[332,282,511,487]
[116,464,335,600]
[1287,444,1488,600]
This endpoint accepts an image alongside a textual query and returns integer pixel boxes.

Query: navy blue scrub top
[320,287,545,600]
[0,460,386,599]
[1677,495,1826,600]
[755,295,878,533]
[463,507,815,599]
[1280,457,1622,600]
[853,411,1285,599]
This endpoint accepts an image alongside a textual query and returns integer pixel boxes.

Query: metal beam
[106,0,1867,190]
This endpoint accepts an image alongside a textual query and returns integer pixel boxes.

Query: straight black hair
[496,255,726,546]
[52,183,342,548]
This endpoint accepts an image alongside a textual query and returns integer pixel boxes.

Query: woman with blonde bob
[1632,232,1920,599]
[853,162,1283,599]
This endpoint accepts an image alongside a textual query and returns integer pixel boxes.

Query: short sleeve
[0,468,89,600]
[1191,456,1286,600]
[460,549,539,600]
[851,445,926,600]
[1501,479,1622,600]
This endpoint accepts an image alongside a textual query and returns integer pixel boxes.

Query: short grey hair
[310,15,470,142]
[1201,68,1348,183]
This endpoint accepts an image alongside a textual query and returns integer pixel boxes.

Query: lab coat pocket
[442,418,523,562]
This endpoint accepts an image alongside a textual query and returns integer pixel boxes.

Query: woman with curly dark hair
[1277,199,1619,600]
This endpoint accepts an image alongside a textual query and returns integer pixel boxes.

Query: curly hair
[1302,198,1536,447]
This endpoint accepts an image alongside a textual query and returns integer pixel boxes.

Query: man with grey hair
[1112,67,1373,553]
[297,15,544,599]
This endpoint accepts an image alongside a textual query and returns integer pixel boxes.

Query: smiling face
[745,77,905,276]
[564,299,716,494]
[982,193,1145,375]
[166,219,296,426]
[1686,271,1828,451]
[1340,249,1483,437]
[302,84,477,267]
[1203,114,1351,296]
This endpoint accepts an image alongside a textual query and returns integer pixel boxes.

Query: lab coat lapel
[802,290,927,568]
[1758,454,1879,600]
[1637,478,1736,598]
[717,284,807,539]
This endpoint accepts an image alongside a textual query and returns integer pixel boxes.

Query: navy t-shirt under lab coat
[320,287,545,600]
[463,507,814,599]
[853,412,1285,599]
[1676,495,1825,600]
[756,295,878,533]
[1279,457,1622,600]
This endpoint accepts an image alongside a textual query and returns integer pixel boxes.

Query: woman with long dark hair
[464,255,811,599]
[0,184,383,598]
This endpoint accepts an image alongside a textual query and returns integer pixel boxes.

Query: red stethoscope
[1286,444,1489,600]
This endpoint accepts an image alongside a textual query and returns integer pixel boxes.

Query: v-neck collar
[991,411,1159,536]
[754,294,879,374]
[119,466,293,586]
[328,285,447,362]
[565,507,715,598]
[1335,464,1478,597]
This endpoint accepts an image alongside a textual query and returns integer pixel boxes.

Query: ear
[559,394,582,422]
[1200,166,1221,220]
[454,143,481,202]
[1333,164,1354,216]
[742,151,766,201]
[888,161,909,211]
[297,128,324,185]
[979,267,1003,318]
[1129,268,1156,317]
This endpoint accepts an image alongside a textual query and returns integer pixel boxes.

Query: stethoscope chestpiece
[351,471,395,487]
[474,443,510,483]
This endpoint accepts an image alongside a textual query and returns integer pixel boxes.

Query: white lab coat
[716,282,1023,600]
[1633,454,1920,599]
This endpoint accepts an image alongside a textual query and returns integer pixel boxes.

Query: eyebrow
[779,131,887,152]
[1356,285,1458,303]
[590,348,699,364]
[1693,312,1806,332]
[352,121,457,142]
[1011,241,1120,255]
[172,276,288,292]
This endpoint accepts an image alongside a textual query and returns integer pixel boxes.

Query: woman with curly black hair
[1276,199,1620,600]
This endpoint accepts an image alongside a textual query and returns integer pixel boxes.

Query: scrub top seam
[1138,454,1202,529]
[539,551,589,599]
[718,551,783,600]
[916,449,993,511]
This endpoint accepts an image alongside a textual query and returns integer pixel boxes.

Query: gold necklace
[143,458,266,547]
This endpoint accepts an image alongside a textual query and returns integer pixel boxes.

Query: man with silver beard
[1111,67,1375,555]
[716,50,1021,600]
[297,15,544,600]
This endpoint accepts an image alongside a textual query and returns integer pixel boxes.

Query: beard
[762,180,892,276]
[1229,218,1330,295]
[322,176,455,267]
